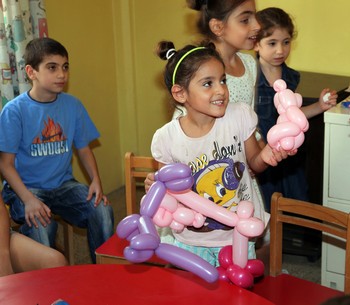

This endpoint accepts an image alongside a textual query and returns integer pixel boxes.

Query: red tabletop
[252,273,344,305]
[0,264,274,305]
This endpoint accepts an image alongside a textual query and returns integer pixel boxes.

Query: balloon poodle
[116,163,265,287]
[267,79,309,151]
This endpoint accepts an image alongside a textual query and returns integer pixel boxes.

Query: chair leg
[63,222,74,265]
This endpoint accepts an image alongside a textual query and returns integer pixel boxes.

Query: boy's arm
[0,196,14,276]
[76,146,108,206]
[0,152,51,228]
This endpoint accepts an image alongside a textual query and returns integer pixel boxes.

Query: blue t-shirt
[0,92,100,189]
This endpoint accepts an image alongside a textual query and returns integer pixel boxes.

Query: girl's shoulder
[224,102,255,120]
[237,52,257,66]
[153,119,180,138]
[236,52,257,78]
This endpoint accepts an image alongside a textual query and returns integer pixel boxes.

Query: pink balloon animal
[267,79,309,151]
[116,163,265,287]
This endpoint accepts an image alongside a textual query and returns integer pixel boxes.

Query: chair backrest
[270,192,350,293]
[124,152,159,215]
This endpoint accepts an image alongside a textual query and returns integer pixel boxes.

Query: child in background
[168,0,266,218]
[0,38,114,263]
[188,0,261,104]
[0,195,67,276]
[173,0,261,115]
[151,40,294,266]
[254,7,337,211]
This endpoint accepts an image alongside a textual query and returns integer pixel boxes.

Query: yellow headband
[172,47,206,85]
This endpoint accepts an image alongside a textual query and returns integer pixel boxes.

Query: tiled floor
[62,187,321,284]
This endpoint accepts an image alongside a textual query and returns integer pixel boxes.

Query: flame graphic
[33,117,66,144]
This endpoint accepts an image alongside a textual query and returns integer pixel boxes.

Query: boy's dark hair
[256,7,296,42]
[24,37,69,70]
[156,39,224,93]
[187,0,248,40]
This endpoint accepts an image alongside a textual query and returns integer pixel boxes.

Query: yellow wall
[45,0,121,193]
[45,0,350,192]
[114,1,202,158]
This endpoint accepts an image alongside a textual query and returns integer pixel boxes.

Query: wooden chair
[124,151,159,215]
[252,192,349,305]
[55,216,74,265]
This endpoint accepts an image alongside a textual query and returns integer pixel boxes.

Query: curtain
[0,0,48,110]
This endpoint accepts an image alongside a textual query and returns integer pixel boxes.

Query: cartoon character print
[190,158,245,232]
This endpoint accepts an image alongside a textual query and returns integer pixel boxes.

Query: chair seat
[95,234,168,266]
[252,274,344,305]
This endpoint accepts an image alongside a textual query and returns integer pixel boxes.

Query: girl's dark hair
[187,0,248,40]
[156,39,224,93]
[25,37,69,70]
[256,7,296,42]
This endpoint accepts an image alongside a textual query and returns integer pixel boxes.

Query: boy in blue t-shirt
[0,37,114,263]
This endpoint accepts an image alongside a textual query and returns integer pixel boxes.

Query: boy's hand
[25,198,51,228]
[87,179,109,207]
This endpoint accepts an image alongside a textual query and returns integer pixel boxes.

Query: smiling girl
[151,40,294,266]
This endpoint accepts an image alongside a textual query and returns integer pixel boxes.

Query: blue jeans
[2,179,114,263]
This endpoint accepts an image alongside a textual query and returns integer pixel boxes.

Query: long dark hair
[156,40,224,93]
[256,7,296,42]
[187,0,248,40]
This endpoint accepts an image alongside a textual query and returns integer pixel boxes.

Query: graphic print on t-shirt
[190,158,245,232]
[30,117,69,157]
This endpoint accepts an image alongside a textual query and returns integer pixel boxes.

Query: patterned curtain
[0,0,48,110]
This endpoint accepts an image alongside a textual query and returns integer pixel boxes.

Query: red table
[0,264,275,305]
[252,273,344,305]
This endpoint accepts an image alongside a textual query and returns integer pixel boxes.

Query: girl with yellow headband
[150,40,294,267]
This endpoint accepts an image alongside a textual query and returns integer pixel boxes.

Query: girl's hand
[319,88,337,111]
[261,144,297,166]
[144,172,156,192]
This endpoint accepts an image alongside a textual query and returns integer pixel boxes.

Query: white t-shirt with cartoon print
[151,102,267,247]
